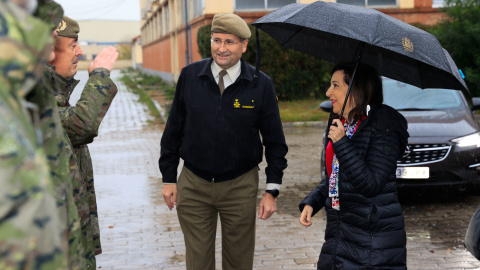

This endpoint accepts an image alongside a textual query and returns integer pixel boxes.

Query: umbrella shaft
[339,42,365,120]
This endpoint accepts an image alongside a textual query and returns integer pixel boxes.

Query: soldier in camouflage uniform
[47,16,119,269]
[0,0,67,269]
[43,63,95,269]
[27,2,87,269]
[27,73,87,270]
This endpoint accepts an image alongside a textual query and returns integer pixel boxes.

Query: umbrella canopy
[252,1,468,93]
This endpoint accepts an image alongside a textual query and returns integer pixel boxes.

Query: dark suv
[319,77,480,187]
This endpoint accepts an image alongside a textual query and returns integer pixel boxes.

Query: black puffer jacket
[300,105,409,270]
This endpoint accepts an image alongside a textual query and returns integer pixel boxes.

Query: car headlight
[451,132,480,148]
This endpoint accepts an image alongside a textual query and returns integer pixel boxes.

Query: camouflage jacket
[0,2,66,269]
[27,70,86,269]
[47,66,118,263]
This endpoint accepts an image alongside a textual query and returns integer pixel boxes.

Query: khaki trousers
[176,166,259,270]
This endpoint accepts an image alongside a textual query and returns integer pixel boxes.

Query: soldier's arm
[0,118,66,269]
[58,68,118,147]
[0,1,67,268]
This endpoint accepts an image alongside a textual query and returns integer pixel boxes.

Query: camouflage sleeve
[0,1,68,267]
[0,3,66,268]
[58,68,118,147]
[0,112,67,270]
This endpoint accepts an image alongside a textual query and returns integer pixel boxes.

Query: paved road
[70,70,480,269]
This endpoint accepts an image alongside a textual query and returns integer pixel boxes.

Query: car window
[382,78,465,110]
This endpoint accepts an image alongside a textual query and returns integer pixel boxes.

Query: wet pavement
[70,70,480,269]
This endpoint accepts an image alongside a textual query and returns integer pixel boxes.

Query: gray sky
[55,0,141,21]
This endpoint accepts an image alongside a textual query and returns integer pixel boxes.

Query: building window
[154,14,158,40]
[432,0,445,8]
[165,4,170,34]
[267,0,295,9]
[336,0,397,7]
[193,0,203,18]
[236,0,296,10]
[180,0,186,25]
[150,20,153,43]
[159,12,164,37]
[144,26,148,44]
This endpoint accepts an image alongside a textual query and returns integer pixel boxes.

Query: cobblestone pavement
[70,70,480,269]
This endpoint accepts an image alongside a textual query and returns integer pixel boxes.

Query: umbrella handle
[338,42,366,121]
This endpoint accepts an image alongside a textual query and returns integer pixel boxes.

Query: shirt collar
[210,60,242,82]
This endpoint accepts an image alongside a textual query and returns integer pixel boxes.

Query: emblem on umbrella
[402,37,413,53]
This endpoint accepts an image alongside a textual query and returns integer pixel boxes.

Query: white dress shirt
[211,60,241,90]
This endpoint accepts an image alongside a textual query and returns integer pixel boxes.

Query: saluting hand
[88,46,119,73]
[328,119,346,143]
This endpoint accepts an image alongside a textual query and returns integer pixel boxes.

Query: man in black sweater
[159,13,288,270]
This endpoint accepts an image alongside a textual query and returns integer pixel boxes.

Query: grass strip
[120,68,164,121]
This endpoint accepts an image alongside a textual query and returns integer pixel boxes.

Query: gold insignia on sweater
[234,98,254,109]
[234,99,240,108]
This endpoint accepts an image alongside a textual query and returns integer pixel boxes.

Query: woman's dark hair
[330,62,383,122]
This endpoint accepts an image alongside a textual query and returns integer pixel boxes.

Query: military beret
[55,16,80,39]
[211,13,251,39]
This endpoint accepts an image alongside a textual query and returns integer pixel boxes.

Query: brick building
[139,0,446,82]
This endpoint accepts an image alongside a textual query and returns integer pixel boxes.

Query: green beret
[211,13,251,39]
[55,16,79,39]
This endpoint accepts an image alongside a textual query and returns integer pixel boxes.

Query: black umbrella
[252,1,468,116]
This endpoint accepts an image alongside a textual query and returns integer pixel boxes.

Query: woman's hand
[328,119,346,143]
[300,205,314,227]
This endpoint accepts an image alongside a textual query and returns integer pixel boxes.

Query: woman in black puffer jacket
[299,63,409,270]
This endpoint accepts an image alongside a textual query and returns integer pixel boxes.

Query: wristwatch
[265,189,279,198]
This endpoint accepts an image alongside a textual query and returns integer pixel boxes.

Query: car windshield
[382,78,466,111]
